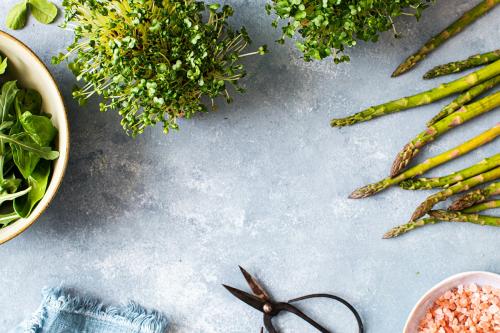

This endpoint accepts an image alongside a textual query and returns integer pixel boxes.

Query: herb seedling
[54,0,267,137]
[6,0,58,30]
[266,0,433,62]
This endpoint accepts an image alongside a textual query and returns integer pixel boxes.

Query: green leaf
[0,132,58,161]
[14,159,50,218]
[0,186,31,206]
[6,1,28,30]
[29,0,58,25]
[0,57,8,75]
[0,81,19,123]
[8,121,40,178]
[20,111,57,146]
[17,89,43,115]
[0,212,20,226]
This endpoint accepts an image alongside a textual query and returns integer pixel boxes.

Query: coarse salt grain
[418,284,500,333]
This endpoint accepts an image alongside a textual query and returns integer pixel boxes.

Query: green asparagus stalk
[399,154,500,190]
[391,0,500,77]
[410,166,500,221]
[391,92,500,176]
[383,218,439,239]
[382,200,499,238]
[429,210,499,226]
[331,60,500,127]
[350,124,500,198]
[423,49,500,79]
[448,182,500,211]
[427,75,500,126]
[463,200,500,213]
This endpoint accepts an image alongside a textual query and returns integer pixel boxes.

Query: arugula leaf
[16,89,43,115]
[0,212,20,226]
[0,186,31,206]
[0,57,8,75]
[6,1,28,30]
[0,174,22,193]
[0,81,19,123]
[14,159,50,218]
[20,111,57,146]
[29,0,58,25]
[1,133,58,160]
[8,121,40,178]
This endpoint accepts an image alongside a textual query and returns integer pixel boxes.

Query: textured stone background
[0,1,498,332]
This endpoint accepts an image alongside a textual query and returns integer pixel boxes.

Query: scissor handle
[288,293,364,333]
[264,302,331,333]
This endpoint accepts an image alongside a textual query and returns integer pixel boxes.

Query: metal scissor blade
[222,284,266,312]
[239,266,271,301]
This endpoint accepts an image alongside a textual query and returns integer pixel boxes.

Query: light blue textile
[11,288,169,333]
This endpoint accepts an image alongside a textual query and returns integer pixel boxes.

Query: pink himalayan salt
[418,284,500,333]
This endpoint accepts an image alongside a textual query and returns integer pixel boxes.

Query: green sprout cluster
[267,0,433,62]
[53,0,266,136]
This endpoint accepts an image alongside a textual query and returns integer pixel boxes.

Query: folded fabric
[11,287,169,333]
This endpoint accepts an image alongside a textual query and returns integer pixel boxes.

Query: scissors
[223,266,364,333]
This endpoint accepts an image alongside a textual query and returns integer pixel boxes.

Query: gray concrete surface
[0,1,498,332]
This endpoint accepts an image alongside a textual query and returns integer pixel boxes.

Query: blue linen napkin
[11,287,169,333]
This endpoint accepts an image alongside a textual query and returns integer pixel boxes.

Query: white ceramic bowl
[404,271,500,332]
[0,30,69,244]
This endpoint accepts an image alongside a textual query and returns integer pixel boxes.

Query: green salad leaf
[6,0,58,30]
[14,159,50,218]
[29,0,58,24]
[20,111,57,147]
[6,1,28,30]
[0,57,8,76]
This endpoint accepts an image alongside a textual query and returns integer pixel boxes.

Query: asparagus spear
[399,154,500,190]
[427,75,500,126]
[331,60,500,127]
[391,0,500,77]
[350,124,500,198]
[429,210,499,226]
[391,92,500,176]
[383,209,500,238]
[448,182,500,211]
[424,49,500,79]
[383,218,439,239]
[463,200,500,213]
[410,166,500,221]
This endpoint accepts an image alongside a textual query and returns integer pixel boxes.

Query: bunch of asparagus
[330,1,500,238]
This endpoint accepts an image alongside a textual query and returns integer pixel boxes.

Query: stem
[424,49,500,79]
[349,124,500,198]
[331,60,500,127]
[392,0,500,77]
[0,133,59,160]
[391,91,500,176]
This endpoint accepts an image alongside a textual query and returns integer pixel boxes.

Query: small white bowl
[404,271,500,333]
[0,31,69,244]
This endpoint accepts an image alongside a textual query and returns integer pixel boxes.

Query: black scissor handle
[264,302,330,333]
[288,293,364,333]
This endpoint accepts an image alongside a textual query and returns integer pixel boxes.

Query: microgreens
[53,0,267,137]
[266,0,433,62]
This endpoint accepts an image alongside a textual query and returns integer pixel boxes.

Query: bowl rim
[0,29,70,244]
[403,271,500,332]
